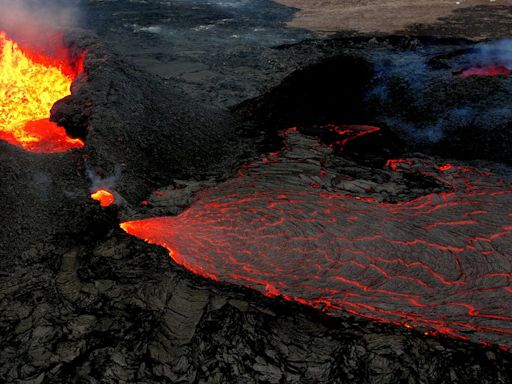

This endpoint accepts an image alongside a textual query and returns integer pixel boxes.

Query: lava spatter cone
[91,189,116,207]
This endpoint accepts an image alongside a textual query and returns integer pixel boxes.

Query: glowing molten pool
[91,189,115,207]
[0,32,84,153]
[459,64,511,77]
[121,128,512,348]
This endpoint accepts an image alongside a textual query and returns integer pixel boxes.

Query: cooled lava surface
[0,32,83,153]
[122,127,512,348]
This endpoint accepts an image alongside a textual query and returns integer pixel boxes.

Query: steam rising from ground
[0,0,81,49]
[475,39,512,68]
[85,160,122,195]
[368,40,512,144]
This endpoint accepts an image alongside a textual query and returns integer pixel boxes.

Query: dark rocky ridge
[237,35,512,165]
[53,32,240,203]
[1,5,512,384]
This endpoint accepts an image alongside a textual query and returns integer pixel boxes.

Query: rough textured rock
[1,3,512,383]
[1,228,511,383]
[52,32,239,203]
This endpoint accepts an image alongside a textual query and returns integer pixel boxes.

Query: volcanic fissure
[0,31,84,153]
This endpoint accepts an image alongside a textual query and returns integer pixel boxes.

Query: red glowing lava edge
[458,64,511,77]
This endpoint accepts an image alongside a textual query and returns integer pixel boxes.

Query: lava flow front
[0,32,83,153]
[121,127,512,348]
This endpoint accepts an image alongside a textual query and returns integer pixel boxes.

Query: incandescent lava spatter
[0,32,84,153]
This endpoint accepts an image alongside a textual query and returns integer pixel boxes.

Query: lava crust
[122,128,512,347]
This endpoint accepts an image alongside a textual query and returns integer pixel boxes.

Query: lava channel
[0,32,84,153]
[121,127,512,348]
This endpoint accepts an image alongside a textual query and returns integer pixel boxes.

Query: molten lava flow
[459,64,511,77]
[91,189,115,207]
[437,163,453,172]
[386,159,414,172]
[121,127,512,348]
[0,32,84,153]
[325,124,381,150]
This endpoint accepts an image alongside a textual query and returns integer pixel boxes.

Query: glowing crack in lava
[459,64,511,77]
[0,32,84,153]
[91,189,115,207]
[121,127,512,347]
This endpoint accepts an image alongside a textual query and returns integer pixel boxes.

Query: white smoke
[472,39,512,68]
[0,0,81,54]
[85,160,122,194]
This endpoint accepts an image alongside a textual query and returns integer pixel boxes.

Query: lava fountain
[0,32,84,153]
[121,127,512,348]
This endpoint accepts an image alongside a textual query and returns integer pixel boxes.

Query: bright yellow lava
[91,189,115,207]
[0,32,83,152]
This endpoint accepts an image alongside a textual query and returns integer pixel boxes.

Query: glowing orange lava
[0,32,84,152]
[437,163,453,172]
[91,189,115,207]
